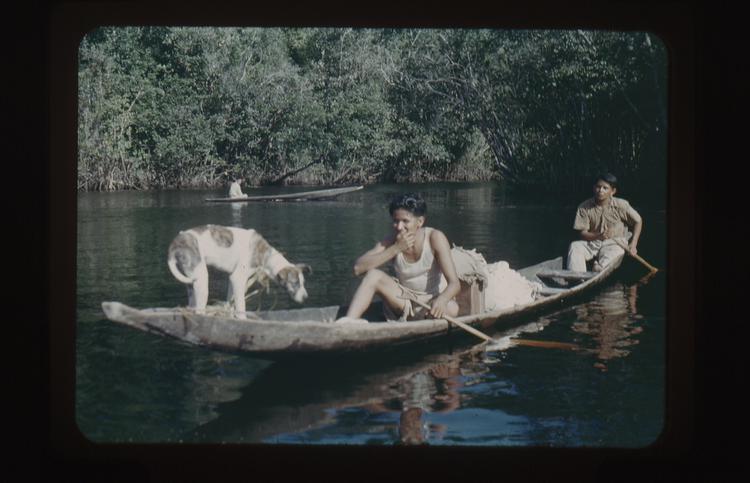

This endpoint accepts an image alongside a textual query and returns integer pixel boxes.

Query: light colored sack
[484,261,540,311]
[447,245,539,311]
[449,245,490,285]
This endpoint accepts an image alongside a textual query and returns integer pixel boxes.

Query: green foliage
[77,27,667,192]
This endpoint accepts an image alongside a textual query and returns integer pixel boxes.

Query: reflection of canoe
[205,185,364,202]
[186,316,556,443]
[185,343,480,442]
[101,254,624,359]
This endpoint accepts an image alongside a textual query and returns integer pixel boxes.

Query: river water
[75,182,666,446]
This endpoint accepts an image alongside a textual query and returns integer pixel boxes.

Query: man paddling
[567,173,643,272]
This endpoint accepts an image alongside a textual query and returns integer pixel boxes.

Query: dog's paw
[334,316,369,325]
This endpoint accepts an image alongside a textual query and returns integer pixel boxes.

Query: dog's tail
[167,252,196,284]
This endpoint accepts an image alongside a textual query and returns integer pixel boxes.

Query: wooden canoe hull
[205,185,364,203]
[101,254,623,358]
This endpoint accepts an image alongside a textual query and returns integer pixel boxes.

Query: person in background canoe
[228,177,246,198]
[567,173,643,272]
[337,193,461,323]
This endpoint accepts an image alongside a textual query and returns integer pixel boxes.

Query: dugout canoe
[205,185,364,203]
[102,253,623,359]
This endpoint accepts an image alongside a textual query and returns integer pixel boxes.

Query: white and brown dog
[167,225,310,318]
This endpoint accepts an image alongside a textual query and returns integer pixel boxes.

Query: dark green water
[76,182,666,446]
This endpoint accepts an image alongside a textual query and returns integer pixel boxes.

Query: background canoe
[205,185,364,202]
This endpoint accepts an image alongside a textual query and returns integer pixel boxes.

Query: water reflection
[185,352,269,427]
[572,278,650,372]
[184,342,482,444]
[360,356,466,445]
[184,319,553,445]
[229,202,245,227]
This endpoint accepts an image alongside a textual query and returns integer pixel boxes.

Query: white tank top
[392,227,443,295]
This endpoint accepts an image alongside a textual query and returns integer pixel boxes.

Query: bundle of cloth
[448,246,541,311]
[483,260,542,310]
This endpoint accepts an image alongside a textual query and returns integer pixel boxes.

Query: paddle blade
[484,337,579,352]
[512,339,579,350]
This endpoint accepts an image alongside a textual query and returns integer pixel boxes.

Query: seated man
[228,177,246,198]
[337,193,461,323]
[567,173,643,272]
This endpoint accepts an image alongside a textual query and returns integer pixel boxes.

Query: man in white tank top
[338,193,461,323]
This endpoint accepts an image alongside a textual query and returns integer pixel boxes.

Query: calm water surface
[76,182,666,446]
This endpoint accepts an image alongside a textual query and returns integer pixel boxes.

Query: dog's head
[276,264,311,303]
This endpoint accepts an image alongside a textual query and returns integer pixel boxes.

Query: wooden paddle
[403,296,493,342]
[611,238,659,273]
[404,296,579,351]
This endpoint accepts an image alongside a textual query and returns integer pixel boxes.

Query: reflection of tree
[572,282,645,371]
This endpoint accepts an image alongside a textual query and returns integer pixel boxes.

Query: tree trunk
[269,154,326,185]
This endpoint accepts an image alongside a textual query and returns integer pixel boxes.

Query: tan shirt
[573,197,641,238]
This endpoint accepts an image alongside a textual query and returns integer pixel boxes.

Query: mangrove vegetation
[78,27,667,193]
